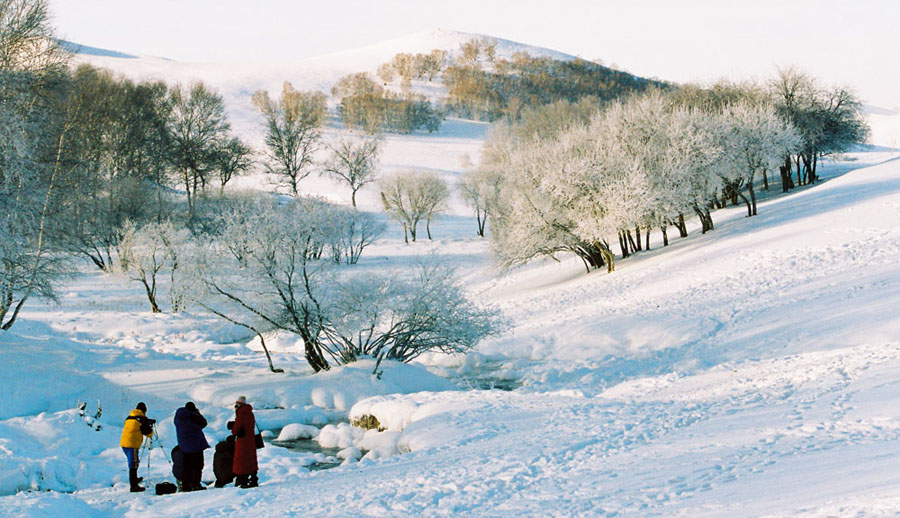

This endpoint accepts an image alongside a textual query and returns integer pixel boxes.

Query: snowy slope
[865,105,900,150]
[2,146,900,516]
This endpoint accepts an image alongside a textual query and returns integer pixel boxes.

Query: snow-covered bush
[192,197,501,374]
[117,220,193,313]
[327,208,385,265]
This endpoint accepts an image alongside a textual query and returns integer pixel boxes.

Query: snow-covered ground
[3,147,900,516]
[3,32,900,517]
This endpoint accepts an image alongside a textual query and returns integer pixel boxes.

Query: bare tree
[216,136,253,193]
[0,0,66,72]
[252,82,326,198]
[168,82,231,217]
[322,134,380,207]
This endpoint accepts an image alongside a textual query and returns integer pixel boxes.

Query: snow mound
[275,423,319,441]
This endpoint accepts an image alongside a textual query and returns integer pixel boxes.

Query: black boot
[129,468,145,493]
[246,472,258,488]
[235,474,248,488]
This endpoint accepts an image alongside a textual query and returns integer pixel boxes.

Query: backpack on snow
[155,481,177,495]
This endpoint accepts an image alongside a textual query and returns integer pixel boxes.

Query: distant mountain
[862,104,900,117]
[58,40,139,60]
[66,28,609,99]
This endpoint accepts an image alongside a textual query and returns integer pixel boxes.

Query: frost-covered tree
[0,0,66,72]
[0,0,70,330]
[252,83,326,198]
[321,134,380,207]
[486,91,726,272]
[192,197,498,373]
[118,220,190,313]
[486,124,625,272]
[770,67,869,188]
[459,168,502,237]
[52,66,167,273]
[714,103,801,216]
[328,209,385,265]
[379,171,449,242]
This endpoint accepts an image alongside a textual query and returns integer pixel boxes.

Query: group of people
[118,396,260,493]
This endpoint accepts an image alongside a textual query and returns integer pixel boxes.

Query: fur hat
[136,402,147,413]
[234,396,247,406]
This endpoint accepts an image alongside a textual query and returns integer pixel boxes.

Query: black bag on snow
[155,481,177,495]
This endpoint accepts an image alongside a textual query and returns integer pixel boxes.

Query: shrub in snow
[192,195,502,373]
[117,220,193,313]
[351,414,384,431]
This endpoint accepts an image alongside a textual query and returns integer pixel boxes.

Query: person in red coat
[229,396,259,488]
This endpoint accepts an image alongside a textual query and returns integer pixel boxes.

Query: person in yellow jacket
[120,402,155,492]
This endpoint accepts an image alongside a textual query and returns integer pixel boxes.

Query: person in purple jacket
[173,401,210,491]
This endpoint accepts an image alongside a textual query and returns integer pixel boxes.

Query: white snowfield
[2,31,900,517]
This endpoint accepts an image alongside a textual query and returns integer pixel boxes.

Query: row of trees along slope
[478,76,868,274]
[330,37,666,134]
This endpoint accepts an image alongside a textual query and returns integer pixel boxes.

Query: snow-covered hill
[67,28,575,145]
[3,143,900,516]
[864,105,900,150]
[68,28,576,92]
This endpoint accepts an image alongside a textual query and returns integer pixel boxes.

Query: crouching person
[230,396,259,488]
[213,435,235,487]
[174,401,210,491]
[120,402,154,493]
[171,445,185,491]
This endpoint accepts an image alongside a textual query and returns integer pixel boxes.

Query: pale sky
[48,0,900,107]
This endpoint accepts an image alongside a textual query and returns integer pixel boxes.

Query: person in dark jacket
[173,401,210,491]
[213,435,235,488]
[119,402,154,493]
[230,396,259,488]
